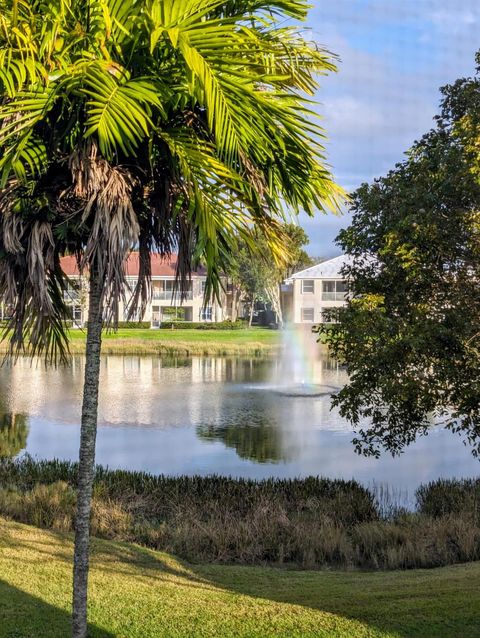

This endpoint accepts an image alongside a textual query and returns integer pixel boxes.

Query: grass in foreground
[1,517,480,638]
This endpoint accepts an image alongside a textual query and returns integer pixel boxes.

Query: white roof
[288,254,353,280]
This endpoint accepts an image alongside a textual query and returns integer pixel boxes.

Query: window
[64,279,81,301]
[0,304,13,321]
[322,280,348,300]
[301,308,314,322]
[125,278,138,292]
[301,279,315,293]
[68,305,83,328]
[162,306,185,321]
[153,280,193,300]
[200,306,213,321]
[73,306,83,327]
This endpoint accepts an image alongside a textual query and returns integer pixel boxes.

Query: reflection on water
[198,421,287,464]
[1,351,479,493]
[0,412,29,458]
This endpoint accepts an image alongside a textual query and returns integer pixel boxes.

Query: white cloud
[298,0,479,255]
[430,7,478,29]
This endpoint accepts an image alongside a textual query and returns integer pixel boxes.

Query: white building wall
[292,279,347,325]
[287,255,353,325]
[65,275,228,327]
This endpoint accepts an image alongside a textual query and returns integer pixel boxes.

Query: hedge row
[115,321,151,329]
[75,320,249,330]
[159,320,247,330]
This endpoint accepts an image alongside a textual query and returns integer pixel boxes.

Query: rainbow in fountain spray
[270,326,340,397]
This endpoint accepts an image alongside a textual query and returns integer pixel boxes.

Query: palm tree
[0,0,342,635]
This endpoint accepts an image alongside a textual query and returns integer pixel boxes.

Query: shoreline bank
[0,327,283,357]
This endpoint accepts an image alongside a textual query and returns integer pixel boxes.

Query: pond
[1,351,478,496]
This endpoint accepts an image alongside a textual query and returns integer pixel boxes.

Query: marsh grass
[1,457,479,570]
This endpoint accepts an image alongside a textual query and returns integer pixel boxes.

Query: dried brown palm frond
[0,181,71,362]
[69,143,140,326]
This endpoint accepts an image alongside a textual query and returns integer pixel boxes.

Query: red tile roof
[60,255,81,276]
[60,253,207,277]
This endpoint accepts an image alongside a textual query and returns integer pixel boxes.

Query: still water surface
[1,353,479,495]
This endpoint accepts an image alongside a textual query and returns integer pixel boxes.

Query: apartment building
[61,252,228,327]
[286,254,352,325]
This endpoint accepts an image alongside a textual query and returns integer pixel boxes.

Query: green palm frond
[0,86,55,144]
[0,53,42,97]
[82,63,166,157]
[0,133,48,186]
[0,0,344,359]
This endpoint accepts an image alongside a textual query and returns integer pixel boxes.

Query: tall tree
[230,223,313,326]
[282,223,315,277]
[231,242,271,326]
[322,52,480,458]
[0,1,341,634]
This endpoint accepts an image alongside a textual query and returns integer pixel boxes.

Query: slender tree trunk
[248,297,255,327]
[276,283,284,329]
[265,282,283,329]
[231,287,238,322]
[72,268,103,638]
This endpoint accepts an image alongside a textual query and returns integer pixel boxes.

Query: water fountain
[269,326,341,396]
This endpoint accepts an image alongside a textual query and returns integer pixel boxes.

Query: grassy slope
[1,518,479,638]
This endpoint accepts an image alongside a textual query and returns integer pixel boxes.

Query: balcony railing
[63,290,81,301]
[152,290,193,300]
[321,292,348,301]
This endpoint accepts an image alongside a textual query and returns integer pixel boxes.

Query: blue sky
[298,0,480,257]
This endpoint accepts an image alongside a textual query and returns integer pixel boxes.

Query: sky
[298,0,480,257]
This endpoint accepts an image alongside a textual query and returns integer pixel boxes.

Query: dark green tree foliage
[322,53,480,457]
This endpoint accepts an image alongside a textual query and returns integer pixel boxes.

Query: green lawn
[65,327,281,356]
[68,327,280,344]
[1,518,479,637]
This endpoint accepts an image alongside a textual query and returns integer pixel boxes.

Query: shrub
[416,478,480,520]
[0,481,75,531]
[159,320,247,330]
[91,497,133,540]
[353,514,480,569]
[113,321,151,329]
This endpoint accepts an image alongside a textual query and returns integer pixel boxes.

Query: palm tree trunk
[72,267,103,638]
[248,297,255,327]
